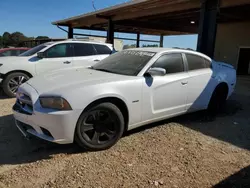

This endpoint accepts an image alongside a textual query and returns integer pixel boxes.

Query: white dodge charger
[13,48,236,150]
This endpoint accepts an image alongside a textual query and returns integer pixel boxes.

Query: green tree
[36,36,49,40]
[123,44,136,49]
[9,32,28,46]
[142,44,159,47]
[2,32,11,47]
[0,35,2,48]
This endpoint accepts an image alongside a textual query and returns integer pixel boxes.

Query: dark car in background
[0,48,30,57]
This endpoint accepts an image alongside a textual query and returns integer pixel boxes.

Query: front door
[237,48,250,75]
[142,53,189,121]
[35,43,73,75]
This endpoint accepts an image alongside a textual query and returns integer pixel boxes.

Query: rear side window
[186,54,207,70]
[11,50,18,56]
[204,58,212,68]
[152,53,184,74]
[73,43,96,56]
[93,44,112,55]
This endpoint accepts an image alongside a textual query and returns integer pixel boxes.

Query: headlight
[39,97,72,110]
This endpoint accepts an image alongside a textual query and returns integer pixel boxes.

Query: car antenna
[92,0,97,11]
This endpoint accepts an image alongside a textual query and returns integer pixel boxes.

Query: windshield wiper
[93,68,114,73]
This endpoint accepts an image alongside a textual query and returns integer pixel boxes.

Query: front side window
[73,43,96,56]
[94,44,112,55]
[46,44,72,58]
[152,53,184,74]
[186,54,207,70]
[92,50,155,76]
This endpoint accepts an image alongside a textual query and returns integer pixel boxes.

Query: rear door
[35,43,73,74]
[71,43,101,67]
[184,53,213,111]
[93,44,112,61]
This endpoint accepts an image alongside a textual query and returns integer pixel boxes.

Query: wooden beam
[115,20,198,33]
[220,0,250,8]
[73,32,160,43]
[112,0,199,21]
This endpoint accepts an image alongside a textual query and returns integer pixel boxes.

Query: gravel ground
[0,77,250,188]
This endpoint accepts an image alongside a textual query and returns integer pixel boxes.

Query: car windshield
[92,50,155,76]
[19,44,47,56]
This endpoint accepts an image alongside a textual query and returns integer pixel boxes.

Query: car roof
[126,47,211,61]
[0,47,30,52]
[53,40,113,47]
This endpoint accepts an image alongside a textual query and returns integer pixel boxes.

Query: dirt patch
[0,77,250,188]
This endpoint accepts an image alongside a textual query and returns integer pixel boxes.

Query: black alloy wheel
[75,103,124,151]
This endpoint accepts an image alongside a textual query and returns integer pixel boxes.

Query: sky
[0,0,197,49]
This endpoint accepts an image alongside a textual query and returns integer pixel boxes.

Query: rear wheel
[75,103,125,151]
[207,84,228,115]
[2,72,30,97]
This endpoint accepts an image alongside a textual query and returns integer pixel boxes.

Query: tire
[207,84,228,115]
[2,72,30,98]
[75,102,125,151]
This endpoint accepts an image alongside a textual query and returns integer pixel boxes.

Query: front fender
[63,79,143,126]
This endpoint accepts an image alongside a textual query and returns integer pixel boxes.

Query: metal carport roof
[52,0,250,35]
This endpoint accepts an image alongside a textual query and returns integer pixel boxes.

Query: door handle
[63,61,71,64]
[94,59,100,62]
[181,81,188,85]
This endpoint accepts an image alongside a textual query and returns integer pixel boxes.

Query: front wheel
[75,103,125,151]
[2,72,30,97]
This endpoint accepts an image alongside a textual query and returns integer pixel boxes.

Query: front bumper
[12,83,82,144]
[13,108,81,144]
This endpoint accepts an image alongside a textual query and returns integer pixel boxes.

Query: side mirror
[147,67,166,76]
[37,52,45,59]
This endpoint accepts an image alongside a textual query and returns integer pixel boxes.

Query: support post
[160,35,164,47]
[107,19,114,44]
[136,33,140,48]
[197,0,219,58]
[68,27,73,39]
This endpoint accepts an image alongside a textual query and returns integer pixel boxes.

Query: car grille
[16,120,35,132]
[14,93,33,115]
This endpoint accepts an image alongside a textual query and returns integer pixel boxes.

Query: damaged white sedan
[13,48,236,150]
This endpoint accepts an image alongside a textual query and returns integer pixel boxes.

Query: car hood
[0,56,30,65]
[27,67,127,94]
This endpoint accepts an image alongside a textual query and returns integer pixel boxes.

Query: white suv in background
[0,40,113,97]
